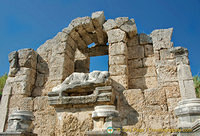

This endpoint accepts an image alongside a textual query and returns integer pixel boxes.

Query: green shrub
[193,75,200,98]
[0,73,8,95]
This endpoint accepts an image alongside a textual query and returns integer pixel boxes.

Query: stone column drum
[0,110,37,136]
[175,99,200,129]
[86,105,122,136]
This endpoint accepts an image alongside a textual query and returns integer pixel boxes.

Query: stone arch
[61,12,108,73]
[35,11,108,96]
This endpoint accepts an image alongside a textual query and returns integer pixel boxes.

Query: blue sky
[0,0,200,76]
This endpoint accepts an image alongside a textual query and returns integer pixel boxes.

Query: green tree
[193,75,200,98]
[0,73,8,96]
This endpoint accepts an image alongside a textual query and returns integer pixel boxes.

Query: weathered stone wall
[0,11,194,136]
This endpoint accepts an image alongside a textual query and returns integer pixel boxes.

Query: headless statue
[52,71,110,93]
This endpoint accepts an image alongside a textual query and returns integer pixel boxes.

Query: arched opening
[74,42,108,73]
[88,42,108,72]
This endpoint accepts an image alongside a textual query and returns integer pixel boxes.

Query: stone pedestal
[0,110,37,136]
[86,105,122,136]
[175,98,200,129]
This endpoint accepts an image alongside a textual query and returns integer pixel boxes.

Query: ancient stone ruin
[0,11,200,136]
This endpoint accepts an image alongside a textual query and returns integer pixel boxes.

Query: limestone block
[109,42,127,55]
[130,77,158,89]
[164,86,181,98]
[179,80,196,99]
[109,55,127,65]
[92,11,105,28]
[31,87,42,97]
[128,45,144,59]
[33,96,49,111]
[9,96,33,111]
[176,55,190,65]
[109,65,127,76]
[167,98,181,113]
[129,77,145,89]
[36,55,48,74]
[144,44,154,57]
[35,73,45,87]
[150,28,173,43]
[111,75,128,91]
[160,49,175,60]
[75,26,93,45]
[129,67,157,79]
[9,51,18,62]
[60,31,72,43]
[177,64,193,80]
[33,108,56,136]
[18,49,37,69]
[103,19,117,31]
[52,42,73,56]
[153,41,173,51]
[8,67,19,77]
[123,89,145,110]
[49,53,66,66]
[49,66,64,81]
[74,59,89,73]
[127,35,139,47]
[37,32,62,62]
[88,44,108,57]
[154,50,160,60]
[95,28,108,45]
[65,35,77,51]
[69,16,91,29]
[128,58,143,69]
[145,115,169,130]
[75,48,88,59]
[139,33,153,45]
[170,46,188,56]
[115,17,129,27]
[156,60,177,83]
[61,32,77,51]
[49,58,74,81]
[107,29,127,44]
[55,112,93,136]
[10,68,36,96]
[70,16,95,36]
[8,51,18,68]
[69,31,87,50]
[143,57,155,67]
[144,88,166,105]
[120,19,137,38]
[62,25,74,35]
[145,77,158,89]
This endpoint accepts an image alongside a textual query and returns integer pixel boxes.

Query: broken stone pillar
[86,105,122,136]
[170,46,196,99]
[171,47,200,135]
[0,110,36,136]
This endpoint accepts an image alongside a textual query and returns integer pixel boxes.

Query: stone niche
[0,11,198,136]
[48,71,115,109]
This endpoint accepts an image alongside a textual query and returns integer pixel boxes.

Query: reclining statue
[52,71,110,95]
